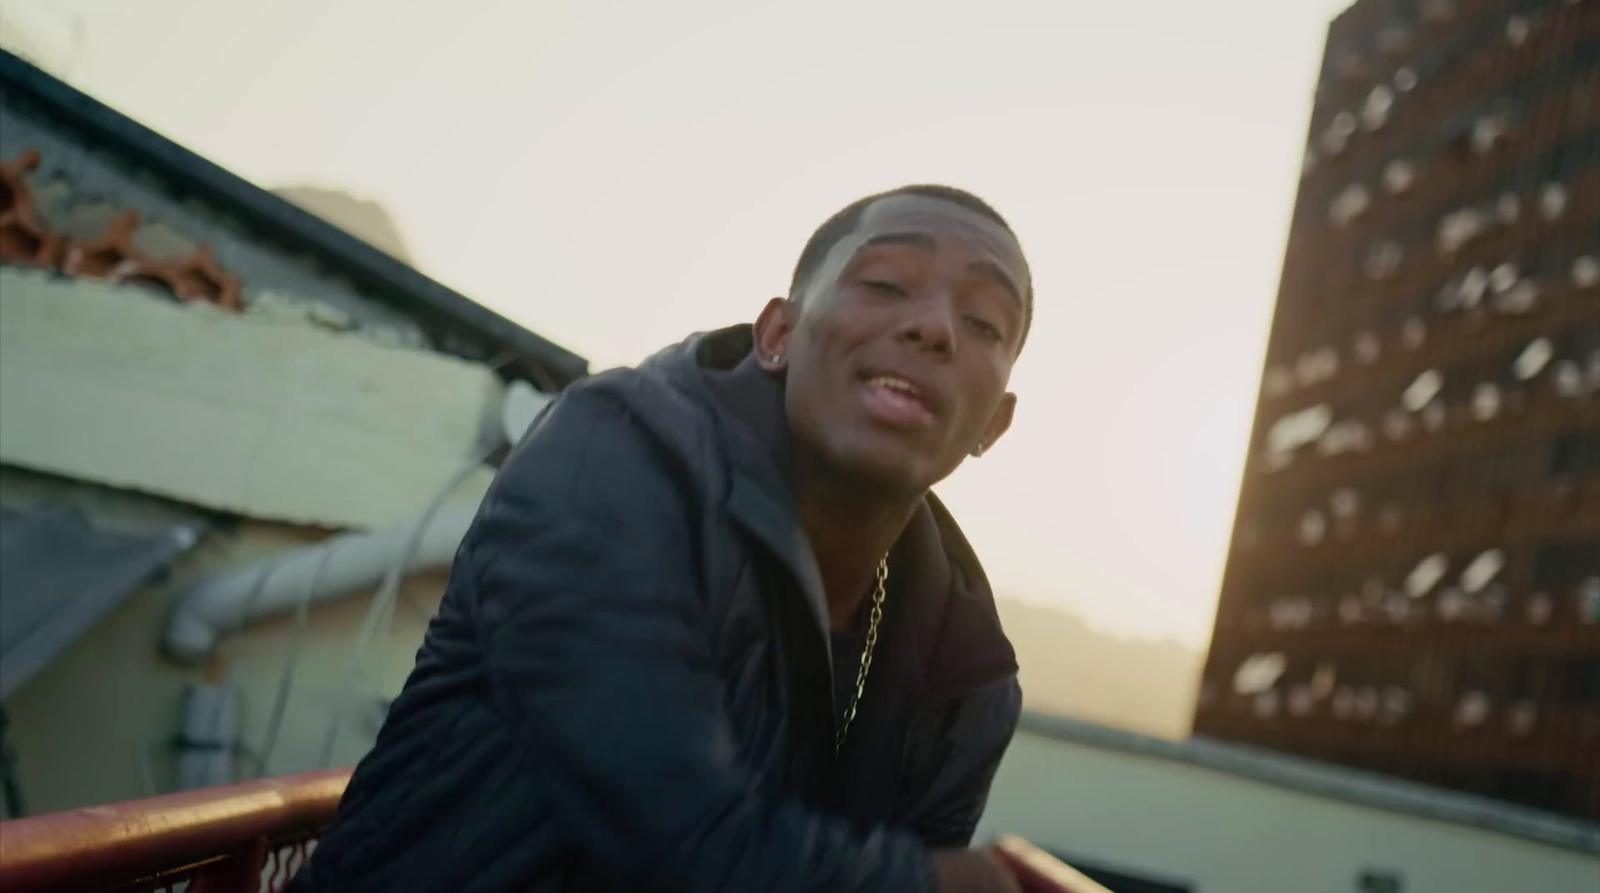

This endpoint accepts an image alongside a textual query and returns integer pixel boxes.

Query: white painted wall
[0,268,501,530]
[977,730,1600,893]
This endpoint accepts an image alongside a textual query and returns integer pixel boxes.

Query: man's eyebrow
[968,259,1025,308]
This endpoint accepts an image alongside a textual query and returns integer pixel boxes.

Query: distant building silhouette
[1195,0,1599,821]
[272,186,415,264]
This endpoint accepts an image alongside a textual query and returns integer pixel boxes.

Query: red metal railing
[0,770,1105,893]
[0,769,350,893]
[994,836,1112,893]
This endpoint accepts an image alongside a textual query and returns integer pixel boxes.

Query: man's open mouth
[859,372,937,426]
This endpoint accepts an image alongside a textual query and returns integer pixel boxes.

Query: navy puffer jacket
[291,326,1021,892]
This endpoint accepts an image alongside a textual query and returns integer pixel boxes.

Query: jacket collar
[679,325,1018,699]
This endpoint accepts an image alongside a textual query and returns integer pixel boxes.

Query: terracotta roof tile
[0,149,65,269]
[3,150,242,311]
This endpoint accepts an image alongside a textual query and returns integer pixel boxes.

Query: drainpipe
[173,681,241,791]
[161,504,478,666]
[160,379,551,665]
[0,704,25,817]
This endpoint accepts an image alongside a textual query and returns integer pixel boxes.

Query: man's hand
[930,849,1022,893]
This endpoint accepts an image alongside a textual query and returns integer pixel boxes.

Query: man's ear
[973,392,1017,456]
[753,297,799,371]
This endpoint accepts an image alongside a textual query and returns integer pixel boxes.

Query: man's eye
[966,316,1002,341]
[863,279,907,296]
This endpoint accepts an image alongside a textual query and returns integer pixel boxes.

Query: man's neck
[794,462,921,633]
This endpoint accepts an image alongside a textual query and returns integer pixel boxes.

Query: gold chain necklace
[836,556,888,753]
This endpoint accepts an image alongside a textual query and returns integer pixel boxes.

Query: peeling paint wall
[0,268,501,529]
[0,70,555,818]
[0,98,428,347]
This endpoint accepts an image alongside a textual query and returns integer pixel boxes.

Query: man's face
[763,193,1028,495]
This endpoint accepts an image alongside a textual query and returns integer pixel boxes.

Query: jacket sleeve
[902,679,1023,848]
[464,390,933,893]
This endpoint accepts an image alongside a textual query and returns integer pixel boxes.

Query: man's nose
[896,293,957,359]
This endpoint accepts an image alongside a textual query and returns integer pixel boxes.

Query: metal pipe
[161,505,478,665]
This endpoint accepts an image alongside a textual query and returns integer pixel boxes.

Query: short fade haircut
[787,184,1032,349]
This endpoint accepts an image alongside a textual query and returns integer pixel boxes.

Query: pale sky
[2,0,1351,646]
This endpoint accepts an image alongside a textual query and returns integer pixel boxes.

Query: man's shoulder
[486,365,718,520]
[551,362,714,452]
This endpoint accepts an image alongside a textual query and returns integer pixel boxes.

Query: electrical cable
[237,552,288,630]
[317,448,496,768]
[256,542,340,777]
[145,557,274,795]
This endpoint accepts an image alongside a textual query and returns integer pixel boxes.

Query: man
[293,184,1031,892]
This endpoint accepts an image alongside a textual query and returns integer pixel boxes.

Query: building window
[1488,261,1519,294]
[1471,383,1502,421]
[1383,160,1416,193]
[1402,317,1427,350]
[1299,509,1328,545]
[1573,255,1598,289]
[1540,183,1568,219]
[1494,280,1539,315]
[1506,15,1531,47]
[1437,208,1489,253]
[1407,553,1450,597]
[1234,653,1288,695]
[1322,112,1357,156]
[1509,700,1538,737]
[1453,691,1490,728]
[1461,549,1507,594]
[1438,587,1470,621]
[1403,369,1444,411]
[1266,403,1333,456]
[1513,338,1555,380]
[1459,265,1490,308]
[1355,331,1381,364]
[1380,687,1412,724]
[1471,113,1514,154]
[1383,408,1414,441]
[1321,420,1372,455]
[1329,183,1370,225]
[1527,593,1555,625]
[1496,193,1521,224]
[1421,401,1447,432]
[1330,488,1361,520]
[1362,85,1395,131]
[1580,579,1600,625]
[1270,596,1314,630]
[1552,358,1598,398]
[1295,347,1339,386]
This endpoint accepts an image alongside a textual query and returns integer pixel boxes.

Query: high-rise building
[1194,0,1599,821]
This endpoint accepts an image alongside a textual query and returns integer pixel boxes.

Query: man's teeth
[868,376,919,397]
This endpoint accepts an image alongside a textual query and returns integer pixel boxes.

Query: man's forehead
[845,194,1030,285]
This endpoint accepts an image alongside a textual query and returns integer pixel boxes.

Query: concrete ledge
[1018,711,1600,854]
